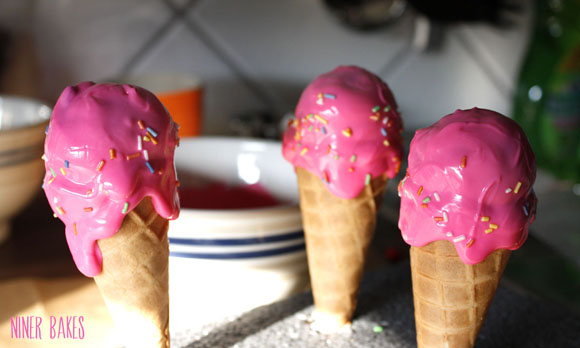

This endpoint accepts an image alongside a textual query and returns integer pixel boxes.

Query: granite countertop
[173,261,580,348]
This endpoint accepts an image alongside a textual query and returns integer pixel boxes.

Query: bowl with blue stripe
[169,136,308,329]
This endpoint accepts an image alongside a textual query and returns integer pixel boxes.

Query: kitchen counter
[173,260,580,348]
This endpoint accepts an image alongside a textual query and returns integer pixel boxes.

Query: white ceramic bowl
[169,136,307,330]
[0,96,51,244]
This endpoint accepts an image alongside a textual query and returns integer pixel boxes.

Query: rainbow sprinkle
[143,150,149,161]
[443,211,449,222]
[342,128,352,137]
[149,134,158,145]
[84,207,93,212]
[316,94,324,105]
[422,197,431,204]
[122,202,129,214]
[372,106,380,113]
[417,186,424,196]
[300,148,308,156]
[514,181,522,194]
[370,114,380,121]
[323,171,329,183]
[481,216,490,222]
[146,127,158,137]
[466,239,475,248]
[143,135,151,142]
[65,160,70,168]
[60,168,66,176]
[145,162,154,173]
[314,114,328,124]
[453,235,466,243]
[421,203,428,208]
[382,117,389,125]
[110,148,116,159]
[505,188,512,194]
[96,160,105,172]
[138,136,143,150]
[126,153,141,160]
[434,217,444,222]
[137,120,146,130]
[384,106,391,112]
[433,192,440,201]
[56,206,65,215]
[489,223,499,229]
[460,156,467,168]
[73,223,78,235]
[323,93,335,99]
[383,140,390,147]
[321,127,327,134]
[381,128,387,137]
[350,154,357,162]
[365,173,372,185]
[485,228,494,234]
[50,167,56,178]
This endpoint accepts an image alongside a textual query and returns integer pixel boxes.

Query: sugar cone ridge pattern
[296,167,387,326]
[410,240,510,348]
[94,197,170,348]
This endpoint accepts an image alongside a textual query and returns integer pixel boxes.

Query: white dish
[168,136,307,331]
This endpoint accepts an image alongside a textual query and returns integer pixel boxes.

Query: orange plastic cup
[118,74,203,137]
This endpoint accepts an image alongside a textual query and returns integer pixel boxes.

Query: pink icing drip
[398,108,537,265]
[42,82,180,277]
[282,66,403,199]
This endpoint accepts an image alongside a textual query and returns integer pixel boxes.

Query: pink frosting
[398,108,537,265]
[282,66,403,199]
[42,82,180,277]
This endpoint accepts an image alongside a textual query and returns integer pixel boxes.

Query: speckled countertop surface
[172,261,580,348]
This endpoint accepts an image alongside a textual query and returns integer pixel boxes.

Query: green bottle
[513,0,580,183]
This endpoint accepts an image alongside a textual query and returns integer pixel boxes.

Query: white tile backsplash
[193,0,414,112]
[388,30,510,130]
[32,0,172,101]
[454,0,534,95]
[2,0,534,134]
[128,21,268,135]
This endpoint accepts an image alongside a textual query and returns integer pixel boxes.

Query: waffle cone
[94,197,170,348]
[296,167,388,327]
[410,240,510,348]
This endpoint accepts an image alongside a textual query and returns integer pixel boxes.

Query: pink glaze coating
[398,108,537,265]
[42,82,180,277]
[282,66,403,199]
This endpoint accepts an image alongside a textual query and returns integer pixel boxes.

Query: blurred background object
[115,74,204,137]
[513,0,580,185]
[323,0,407,31]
